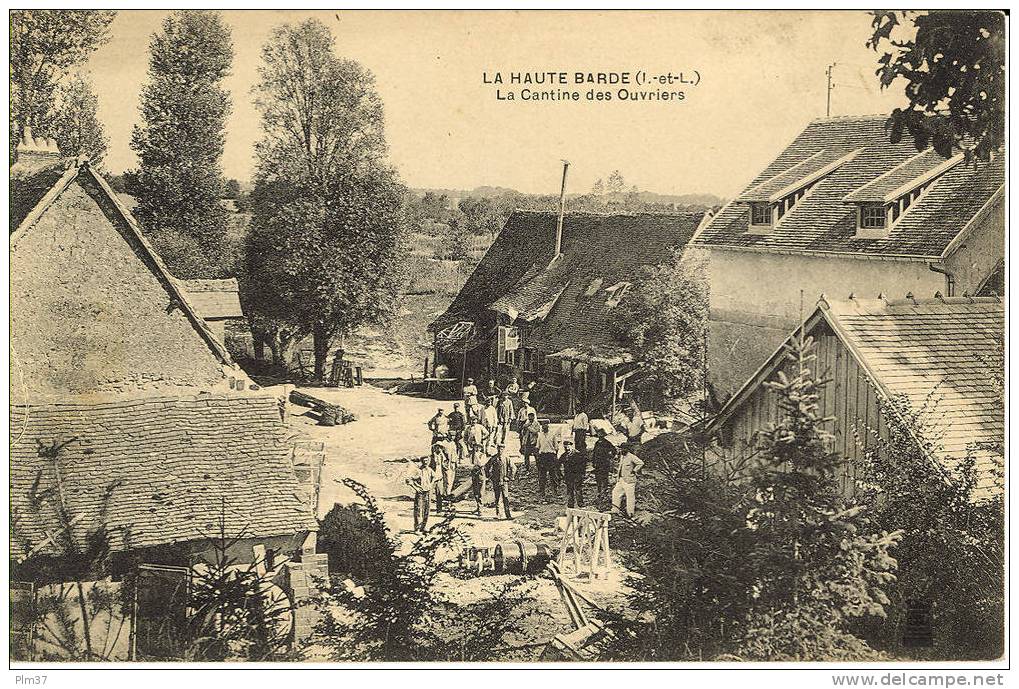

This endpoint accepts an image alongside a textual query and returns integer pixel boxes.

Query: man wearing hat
[560,438,588,509]
[536,420,561,500]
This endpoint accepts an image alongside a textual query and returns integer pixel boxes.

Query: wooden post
[610,368,618,422]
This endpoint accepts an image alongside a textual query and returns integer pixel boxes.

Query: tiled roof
[10,395,317,559]
[824,296,1004,496]
[709,296,1004,499]
[433,211,701,359]
[177,278,244,320]
[842,149,960,203]
[693,115,1005,257]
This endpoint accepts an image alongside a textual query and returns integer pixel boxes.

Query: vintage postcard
[8,7,1006,677]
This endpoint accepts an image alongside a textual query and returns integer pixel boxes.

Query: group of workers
[405,376,644,534]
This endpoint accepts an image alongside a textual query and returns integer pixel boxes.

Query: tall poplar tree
[131,10,233,278]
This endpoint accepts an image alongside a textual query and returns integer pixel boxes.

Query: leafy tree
[591,178,605,195]
[223,179,241,199]
[42,74,108,165]
[248,19,404,380]
[868,11,1005,162]
[607,169,626,194]
[854,395,1004,659]
[438,218,471,262]
[131,10,233,279]
[9,9,116,164]
[612,250,708,406]
[457,196,503,236]
[735,335,900,660]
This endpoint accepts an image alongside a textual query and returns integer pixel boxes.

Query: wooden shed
[706,294,1004,500]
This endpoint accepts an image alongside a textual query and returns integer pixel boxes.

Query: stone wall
[11,175,226,400]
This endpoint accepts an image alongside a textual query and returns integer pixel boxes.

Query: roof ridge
[809,113,889,124]
[508,208,703,219]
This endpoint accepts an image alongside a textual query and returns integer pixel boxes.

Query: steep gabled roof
[177,278,244,320]
[708,295,1004,498]
[10,395,317,559]
[10,159,235,368]
[432,211,701,362]
[693,115,1005,258]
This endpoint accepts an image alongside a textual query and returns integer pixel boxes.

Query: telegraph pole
[826,63,836,116]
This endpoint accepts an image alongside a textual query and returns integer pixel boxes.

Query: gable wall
[943,197,1005,295]
[706,249,941,397]
[717,327,891,497]
[10,176,226,399]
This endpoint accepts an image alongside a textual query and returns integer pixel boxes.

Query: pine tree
[131,10,233,278]
[738,334,901,660]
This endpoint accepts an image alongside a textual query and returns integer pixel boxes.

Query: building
[430,210,701,414]
[691,115,1005,397]
[176,277,245,342]
[705,295,1004,500]
[9,136,322,658]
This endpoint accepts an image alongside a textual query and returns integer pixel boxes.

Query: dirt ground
[284,383,637,653]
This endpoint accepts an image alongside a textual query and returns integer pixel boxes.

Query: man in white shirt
[462,378,479,420]
[536,421,561,500]
[406,456,438,533]
[612,444,645,517]
[572,410,590,453]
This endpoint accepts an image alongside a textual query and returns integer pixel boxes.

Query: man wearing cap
[497,392,515,447]
[465,417,489,514]
[488,440,513,520]
[427,407,449,445]
[560,439,588,509]
[462,378,479,420]
[405,455,439,533]
[448,402,467,462]
[536,420,561,500]
[519,410,541,474]
[591,427,618,499]
[612,443,645,517]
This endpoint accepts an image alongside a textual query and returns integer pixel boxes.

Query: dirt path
[285,384,636,653]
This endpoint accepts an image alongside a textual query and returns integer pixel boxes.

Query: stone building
[9,137,323,659]
[691,115,1004,398]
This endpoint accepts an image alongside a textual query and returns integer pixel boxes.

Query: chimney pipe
[555,160,570,259]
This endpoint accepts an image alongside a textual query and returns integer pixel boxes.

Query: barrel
[494,540,554,574]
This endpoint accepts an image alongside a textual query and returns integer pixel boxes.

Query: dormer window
[750,203,771,226]
[859,204,887,229]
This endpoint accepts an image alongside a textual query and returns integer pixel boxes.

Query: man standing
[519,411,541,474]
[591,428,617,499]
[462,378,479,420]
[505,377,520,397]
[406,456,438,533]
[448,402,466,462]
[465,418,489,514]
[497,392,515,447]
[572,409,591,453]
[536,421,561,500]
[482,397,499,434]
[561,439,588,509]
[612,444,645,517]
[482,379,499,406]
[488,443,513,520]
[427,408,449,444]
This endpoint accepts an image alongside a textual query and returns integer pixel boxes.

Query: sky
[85,10,910,198]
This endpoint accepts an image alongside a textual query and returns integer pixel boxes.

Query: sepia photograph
[7,6,1007,678]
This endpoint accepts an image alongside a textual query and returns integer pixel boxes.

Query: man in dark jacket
[447,402,466,461]
[560,439,588,509]
[590,428,617,499]
[519,411,541,473]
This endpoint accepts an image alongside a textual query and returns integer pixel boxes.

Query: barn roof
[693,115,1004,258]
[10,395,317,559]
[432,210,701,363]
[177,278,244,320]
[708,295,1004,498]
